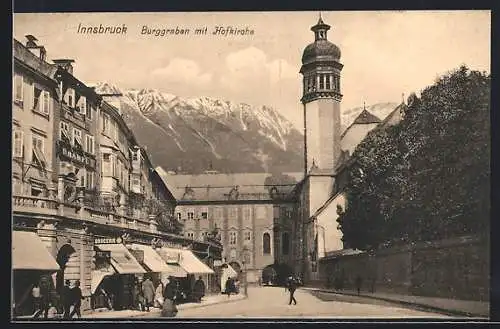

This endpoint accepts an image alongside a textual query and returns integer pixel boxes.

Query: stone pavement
[155,286,452,318]
[83,293,247,319]
[300,287,489,318]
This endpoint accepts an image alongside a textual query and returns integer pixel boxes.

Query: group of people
[130,275,206,317]
[32,279,83,319]
[224,277,239,297]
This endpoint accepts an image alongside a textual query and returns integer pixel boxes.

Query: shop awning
[129,244,180,273]
[162,247,214,275]
[155,248,188,278]
[223,264,238,278]
[95,244,146,274]
[12,231,60,272]
[91,268,115,294]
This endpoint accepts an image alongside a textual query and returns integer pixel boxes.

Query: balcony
[12,194,162,233]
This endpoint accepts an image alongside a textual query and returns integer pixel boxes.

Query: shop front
[158,247,215,302]
[219,263,238,294]
[93,239,147,311]
[12,230,60,317]
[127,243,187,287]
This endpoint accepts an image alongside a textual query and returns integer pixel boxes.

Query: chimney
[53,59,75,75]
[25,35,47,61]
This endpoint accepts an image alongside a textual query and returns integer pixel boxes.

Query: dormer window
[77,96,87,115]
[85,102,92,120]
[65,88,75,108]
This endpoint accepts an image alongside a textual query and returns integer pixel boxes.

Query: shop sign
[95,237,123,244]
[165,252,181,264]
[58,142,96,168]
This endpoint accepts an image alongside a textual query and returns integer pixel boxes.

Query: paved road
[138,286,452,319]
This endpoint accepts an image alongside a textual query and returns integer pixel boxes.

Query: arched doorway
[262,264,277,285]
[229,261,241,279]
[55,244,77,293]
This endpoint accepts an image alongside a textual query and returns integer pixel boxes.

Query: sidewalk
[301,287,489,318]
[83,293,247,319]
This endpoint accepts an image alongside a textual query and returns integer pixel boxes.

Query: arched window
[263,233,271,255]
[282,232,290,255]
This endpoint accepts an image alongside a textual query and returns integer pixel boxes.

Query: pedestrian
[225,277,232,298]
[355,275,363,295]
[141,277,155,312]
[287,276,297,305]
[154,281,165,308]
[69,280,84,319]
[193,276,206,303]
[161,276,178,317]
[132,278,141,310]
[34,277,50,319]
[62,280,72,319]
[137,281,146,311]
[31,282,42,316]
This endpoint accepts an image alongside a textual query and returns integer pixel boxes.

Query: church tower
[300,15,343,174]
[295,15,344,283]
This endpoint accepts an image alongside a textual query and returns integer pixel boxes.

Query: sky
[13,11,491,130]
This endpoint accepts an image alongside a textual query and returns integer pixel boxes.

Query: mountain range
[94,82,398,174]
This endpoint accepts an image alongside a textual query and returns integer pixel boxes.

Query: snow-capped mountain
[95,82,304,174]
[95,82,400,174]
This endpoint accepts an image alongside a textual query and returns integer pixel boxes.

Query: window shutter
[33,87,42,111]
[42,91,50,114]
[14,75,24,102]
[13,131,24,157]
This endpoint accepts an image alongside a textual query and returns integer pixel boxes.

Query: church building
[293,15,406,284]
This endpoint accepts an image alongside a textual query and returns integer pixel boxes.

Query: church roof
[157,172,303,202]
[352,109,382,124]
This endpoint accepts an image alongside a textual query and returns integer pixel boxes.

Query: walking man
[62,280,72,319]
[161,277,178,317]
[141,277,155,312]
[69,280,84,319]
[287,276,297,305]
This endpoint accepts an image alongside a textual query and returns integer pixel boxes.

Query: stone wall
[319,235,489,301]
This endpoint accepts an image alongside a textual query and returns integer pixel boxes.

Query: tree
[338,66,490,250]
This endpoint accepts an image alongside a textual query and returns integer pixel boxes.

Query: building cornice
[14,57,58,88]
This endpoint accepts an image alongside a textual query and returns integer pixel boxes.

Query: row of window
[60,121,95,154]
[12,129,47,168]
[304,73,340,93]
[101,112,128,156]
[178,206,265,221]
[14,74,95,121]
[63,88,94,120]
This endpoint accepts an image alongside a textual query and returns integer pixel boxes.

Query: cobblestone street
[137,286,453,319]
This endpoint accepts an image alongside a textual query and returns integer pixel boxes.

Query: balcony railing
[11,194,178,234]
[13,195,58,210]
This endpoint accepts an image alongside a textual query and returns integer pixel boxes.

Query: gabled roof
[379,102,407,128]
[353,109,382,124]
[340,109,382,139]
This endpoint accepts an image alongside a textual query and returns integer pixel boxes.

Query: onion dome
[301,15,341,64]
